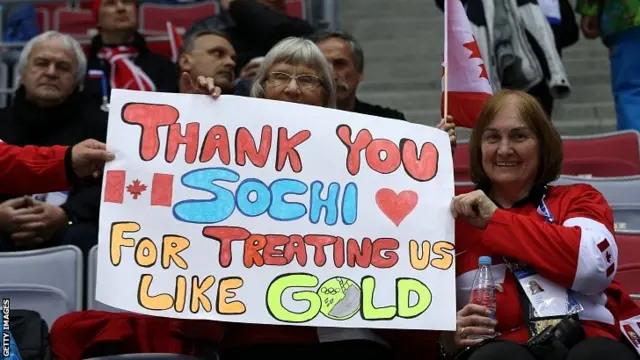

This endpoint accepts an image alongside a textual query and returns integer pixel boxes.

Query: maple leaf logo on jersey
[463,38,488,80]
[126,179,147,199]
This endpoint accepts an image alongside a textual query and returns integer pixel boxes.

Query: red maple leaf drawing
[463,38,489,80]
[126,179,147,199]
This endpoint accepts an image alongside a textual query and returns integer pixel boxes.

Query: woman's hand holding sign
[450,190,498,229]
[437,116,457,154]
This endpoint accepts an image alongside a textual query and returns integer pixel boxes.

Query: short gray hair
[17,31,87,86]
[250,37,336,108]
[307,30,364,73]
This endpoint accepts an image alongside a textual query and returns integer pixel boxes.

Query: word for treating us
[109,223,454,321]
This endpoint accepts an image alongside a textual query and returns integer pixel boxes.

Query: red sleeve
[481,185,616,296]
[0,142,71,195]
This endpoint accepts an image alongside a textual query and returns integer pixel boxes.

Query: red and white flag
[104,170,174,207]
[167,21,184,63]
[597,238,616,277]
[441,0,492,129]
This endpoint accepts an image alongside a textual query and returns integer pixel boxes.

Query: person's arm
[0,142,76,195]
[60,185,102,225]
[481,184,616,296]
[59,112,108,225]
[228,0,316,51]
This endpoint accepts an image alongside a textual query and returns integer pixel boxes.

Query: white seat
[552,175,640,205]
[0,284,70,326]
[87,244,123,312]
[612,204,640,232]
[0,245,83,326]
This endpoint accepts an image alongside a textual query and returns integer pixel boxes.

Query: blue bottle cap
[478,256,492,266]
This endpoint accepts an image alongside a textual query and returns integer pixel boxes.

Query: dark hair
[179,28,231,56]
[469,89,563,188]
[306,30,364,73]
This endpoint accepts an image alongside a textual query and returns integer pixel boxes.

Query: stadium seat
[36,7,49,31]
[616,230,640,267]
[54,8,96,39]
[454,181,475,195]
[614,231,640,304]
[87,245,124,312]
[616,264,640,302]
[612,205,640,232]
[552,175,640,206]
[0,245,83,326]
[453,140,470,182]
[139,1,217,35]
[286,0,305,19]
[561,130,640,177]
[0,61,8,108]
[35,2,71,33]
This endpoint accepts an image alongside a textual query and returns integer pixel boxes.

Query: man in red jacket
[0,138,114,195]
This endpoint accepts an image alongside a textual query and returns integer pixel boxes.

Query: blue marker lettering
[173,168,238,224]
[269,179,308,221]
[309,181,340,225]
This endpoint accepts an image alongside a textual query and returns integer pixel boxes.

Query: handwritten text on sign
[97,89,456,330]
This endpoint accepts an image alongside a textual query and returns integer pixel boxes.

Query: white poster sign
[97,89,456,331]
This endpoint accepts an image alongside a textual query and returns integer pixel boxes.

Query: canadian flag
[623,324,640,348]
[597,238,616,277]
[104,170,174,207]
[441,0,492,129]
[166,21,184,63]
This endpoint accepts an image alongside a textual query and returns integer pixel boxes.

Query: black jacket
[84,32,178,101]
[355,98,406,120]
[0,87,107,225]
[187,0,315,74]
[434,0,579,51]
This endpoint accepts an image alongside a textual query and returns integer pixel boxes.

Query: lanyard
[537,187,554,224]
[100,72,110,112]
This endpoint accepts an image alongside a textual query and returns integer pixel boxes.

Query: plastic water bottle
[468,256,497,340]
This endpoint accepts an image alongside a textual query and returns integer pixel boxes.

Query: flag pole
[443,0,449,124]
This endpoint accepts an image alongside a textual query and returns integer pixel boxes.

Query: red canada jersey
[455,184,623,343]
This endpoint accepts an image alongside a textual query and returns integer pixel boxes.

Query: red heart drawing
[375,189,419,226]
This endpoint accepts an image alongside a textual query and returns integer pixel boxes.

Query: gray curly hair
[250,37,336,108]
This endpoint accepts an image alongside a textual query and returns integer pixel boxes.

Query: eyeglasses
[267,72,322,89]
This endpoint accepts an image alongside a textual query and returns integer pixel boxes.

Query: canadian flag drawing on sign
[597,238,616,277]
[104,170,174,207]
[441,0,492,128]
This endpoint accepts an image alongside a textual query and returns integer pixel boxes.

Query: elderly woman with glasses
[185,36,456,360]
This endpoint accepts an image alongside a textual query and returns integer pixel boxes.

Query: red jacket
[0,142,71,194]
[456,184,630,343]
[50,311,440,360]
[50,311,224,360]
